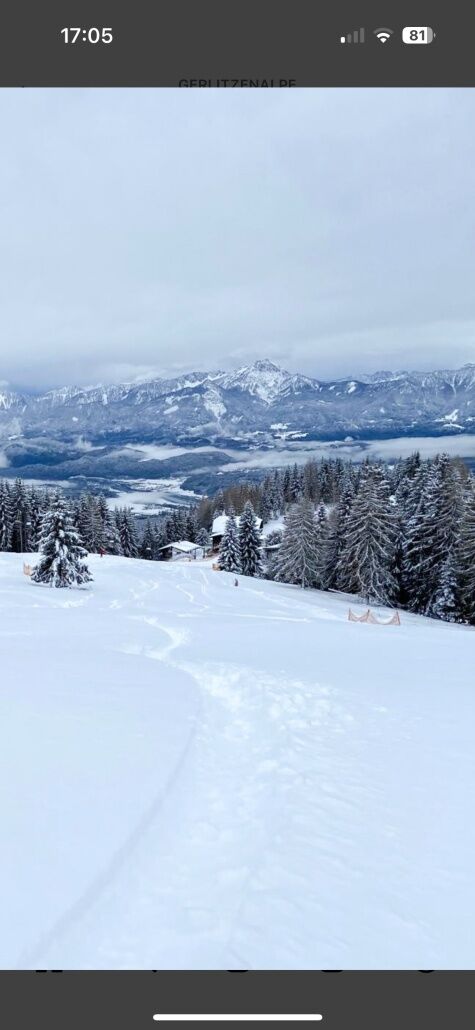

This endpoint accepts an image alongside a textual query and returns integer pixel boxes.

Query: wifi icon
[374,27,394,42]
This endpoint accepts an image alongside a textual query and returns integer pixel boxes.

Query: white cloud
[0,88,474,388]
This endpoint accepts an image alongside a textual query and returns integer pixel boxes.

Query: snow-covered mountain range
[2,358,475,449]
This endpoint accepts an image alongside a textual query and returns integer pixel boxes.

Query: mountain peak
[249,358,282,372]
[218,359,303,404]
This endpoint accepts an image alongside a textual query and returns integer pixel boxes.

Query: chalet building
[211,512,264,552]
[158,540,205,562]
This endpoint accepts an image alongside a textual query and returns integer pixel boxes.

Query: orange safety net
[348,608,400,625]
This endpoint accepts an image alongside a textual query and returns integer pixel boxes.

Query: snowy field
[0,553,474,970]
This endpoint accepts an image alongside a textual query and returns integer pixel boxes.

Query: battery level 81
[402,26,435,44]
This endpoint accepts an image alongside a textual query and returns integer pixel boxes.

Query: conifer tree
[0,482,13,551]
[152,522,167,558]
[102,508,122,555]
[213,490,226,516]
[339,466,398,605]
[238,501,262,577]
[27,487,43,551]
[331,485,356,591]
[423,454,463,617]
[10,478,30,552]
[271,499,320,589]
[303,460,320,503]
[116,507,139,558]
[258,480,273,524]
[185,511,198,542]
[140,519,155,559]
[96,494,110,525]
[170,507,186,541]
[78,494,103,552]
[431,554,459,623]
[270,469,284,516]
[402,456,462,615]
[31,499,92,588]
[314,501,329,589]
[219,512,241,572]
[289,463,303,502]
[458,480,475,623]
[400,462,430,609]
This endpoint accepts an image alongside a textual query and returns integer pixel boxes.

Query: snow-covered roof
[158,540,202,553]
[261,517,284,539]
[212,513,263,537]
[211,515,228,537]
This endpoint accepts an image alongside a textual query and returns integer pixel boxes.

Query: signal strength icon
[374,28,394,43]
[340,28,365,44]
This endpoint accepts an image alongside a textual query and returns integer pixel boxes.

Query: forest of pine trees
[201,451,475,625]
[1,447,475,622]
[0,480,140,560]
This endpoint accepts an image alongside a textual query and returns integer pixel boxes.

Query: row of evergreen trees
[195,455,398,529]
[0,480,140,558]
[216,453,475,625]
[197,451,471,530]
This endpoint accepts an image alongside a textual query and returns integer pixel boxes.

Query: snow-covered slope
[1,554,474,969]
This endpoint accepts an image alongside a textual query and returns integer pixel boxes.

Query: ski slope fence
[348,608,401,625]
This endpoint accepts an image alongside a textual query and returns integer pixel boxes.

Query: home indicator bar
[153,1017,323,1023]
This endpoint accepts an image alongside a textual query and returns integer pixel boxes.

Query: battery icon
[402,26,435,44]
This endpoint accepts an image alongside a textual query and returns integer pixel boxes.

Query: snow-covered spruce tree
[339,465,398,606]
[212,490,226,516]
[258,480,273,524]
[238,501,262,577]
[140,519,155,559]
[9,477,33,552]
[102,508,123,555]
[331,484,356,591]
[270,499,320,589]
[219,511,241,572]
[270,468,284,516]
[116,507,139,558]
[400,455,462,617]
[170,506,187,541]
[185,511,199,543]
[31,499,93,588]
[26,487,43,552]
[289,463,303,502]
[302,459,320,503]
[77,494,104,553]
[459,479,475,624]
[399,461,430,610]
[152,522,167,558]
[96,493,110,526]
[314,501,329,589]
[431,553,459,623]
[423,455,463,618]
[0,481,13,551]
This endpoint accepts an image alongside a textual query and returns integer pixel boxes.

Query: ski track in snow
[18,564,355,969]
[3,556,474,969]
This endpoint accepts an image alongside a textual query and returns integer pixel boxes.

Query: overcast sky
[0,88,474,391]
